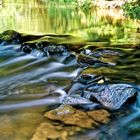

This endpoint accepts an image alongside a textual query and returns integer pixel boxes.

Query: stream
[0,0,140,140]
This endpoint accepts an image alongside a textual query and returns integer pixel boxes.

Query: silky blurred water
[0,0,140,140]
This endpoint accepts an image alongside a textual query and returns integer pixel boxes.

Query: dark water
[0,0,140,140]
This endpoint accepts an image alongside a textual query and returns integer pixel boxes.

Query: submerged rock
[44,105,111,128]
[31,122,83,140]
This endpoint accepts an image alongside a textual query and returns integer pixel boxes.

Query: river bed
[0,0,140,140]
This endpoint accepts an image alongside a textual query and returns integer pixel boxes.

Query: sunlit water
[0,0,140,140]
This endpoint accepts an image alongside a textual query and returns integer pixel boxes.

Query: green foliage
[48,0,92,9]
[76,0,92,9]
[123,0,140,19]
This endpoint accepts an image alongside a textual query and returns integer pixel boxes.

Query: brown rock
[45,105,75,121]
[44,105,99,129]
[33,106,111,140]
[31,122,67,140]
[87,109,111,124]
[31,122,83,140]
[63,109,99,128]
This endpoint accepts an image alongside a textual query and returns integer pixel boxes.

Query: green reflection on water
[0,0,140,44]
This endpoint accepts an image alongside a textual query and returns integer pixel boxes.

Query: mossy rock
[0,30,21,45]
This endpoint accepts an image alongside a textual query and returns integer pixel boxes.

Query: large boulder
[83,83,137,110]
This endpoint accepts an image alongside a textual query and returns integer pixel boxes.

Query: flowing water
[0,0,140,140]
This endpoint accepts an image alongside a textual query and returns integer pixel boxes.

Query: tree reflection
[0,0,140,44]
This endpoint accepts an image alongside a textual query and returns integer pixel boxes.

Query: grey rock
[62,95,93,105]
[83,83,137,110]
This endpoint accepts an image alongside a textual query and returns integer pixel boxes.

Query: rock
[89,49,122,65]
[44,105,96,128]
[83,83,137,110]
[62,95,93,105]
[21,36,68,57]
[77,53,115,67]
[66,73,106,95]
[31,122,83,140]
[91,49,122,58]
[66,68,137,110]
[77,53,101,66]
[44,105,111,129]
[31,122,68,140]
[80,48,126,67]
[0,30,22,45]
[87,109,111,124]
[66,71,137,110]
[82,48,122,58]
[21,40,48,54]
[0,30,46,46]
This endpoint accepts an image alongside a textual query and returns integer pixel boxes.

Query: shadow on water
[0,0,140,140]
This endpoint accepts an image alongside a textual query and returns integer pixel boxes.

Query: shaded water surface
[0,0,140,140]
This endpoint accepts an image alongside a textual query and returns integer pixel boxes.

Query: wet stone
[45,44,66,53]
[77,53,101,66]
[80,48,124,66]
[77,53,115,68]
[90,49,122,58]
[66,73,106,95]
[0,30,47,46]
[83,83,137,110]
[0,30,22,45]
[44,105,111,129]
[21,39,68,57]
[0,30,85,58]
[62,95,93,105]
[21,40,50,54]
[67,71,138,110]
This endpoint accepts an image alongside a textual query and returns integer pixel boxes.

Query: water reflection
[0,0,140,44]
